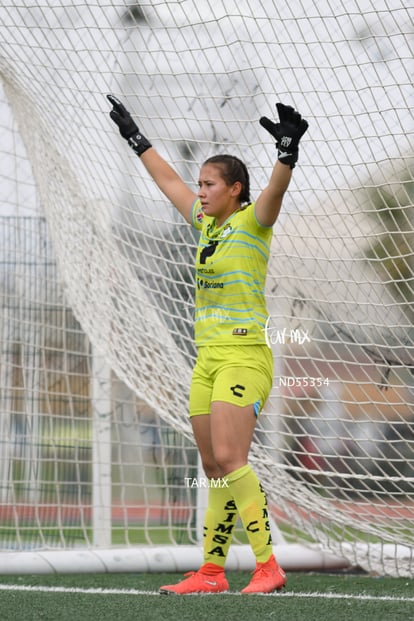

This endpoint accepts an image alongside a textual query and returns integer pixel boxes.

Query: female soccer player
[107,94,308,594]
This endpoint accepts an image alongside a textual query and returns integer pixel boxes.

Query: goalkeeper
[107,94,308,594]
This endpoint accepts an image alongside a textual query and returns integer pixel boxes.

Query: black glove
[107,94,152,157]
[260,103,308,168]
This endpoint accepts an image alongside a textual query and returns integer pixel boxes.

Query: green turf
[0,572,413,621]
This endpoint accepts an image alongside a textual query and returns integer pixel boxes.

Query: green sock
[203,478,238,568]
[226,464,273,563]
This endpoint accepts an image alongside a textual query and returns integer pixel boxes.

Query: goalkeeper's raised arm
[107,94,196,223]
[256,102,308,226]
[106,95,308,228]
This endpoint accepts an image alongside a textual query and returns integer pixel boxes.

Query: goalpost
[0,1,413,577]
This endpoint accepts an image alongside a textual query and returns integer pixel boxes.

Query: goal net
[0,1,413,577]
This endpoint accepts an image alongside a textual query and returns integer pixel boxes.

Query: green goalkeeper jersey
[191,199,273,346]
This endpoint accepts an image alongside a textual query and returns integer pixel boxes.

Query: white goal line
[0,584,413,602]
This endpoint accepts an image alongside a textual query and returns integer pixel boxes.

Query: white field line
[0,584,413,602]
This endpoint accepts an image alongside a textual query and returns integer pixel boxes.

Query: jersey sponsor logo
[195,208,204,223]
[232,328,248,336]
[200,240,219,264]
[197,279,224,289]
[230,384,245,398]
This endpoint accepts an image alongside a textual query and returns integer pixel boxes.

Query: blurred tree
[365,165,414,322]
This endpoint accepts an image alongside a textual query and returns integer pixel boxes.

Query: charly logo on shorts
[230,384,245,397]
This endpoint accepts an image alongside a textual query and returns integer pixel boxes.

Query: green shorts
[189,344,274,417]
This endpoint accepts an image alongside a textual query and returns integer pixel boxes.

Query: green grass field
[1,571,413,621]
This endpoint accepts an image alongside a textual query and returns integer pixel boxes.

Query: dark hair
[203,154,251,204]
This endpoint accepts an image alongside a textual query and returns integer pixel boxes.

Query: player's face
[197,164,240,226]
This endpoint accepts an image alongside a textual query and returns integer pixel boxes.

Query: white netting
[0,1,413,576]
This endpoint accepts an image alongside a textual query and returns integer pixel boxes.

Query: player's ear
[231,181,242,199]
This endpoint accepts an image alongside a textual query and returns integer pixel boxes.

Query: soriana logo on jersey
[197,278,224,289]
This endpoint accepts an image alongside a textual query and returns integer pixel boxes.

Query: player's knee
[201,459,223,480]
[211,449,241,476]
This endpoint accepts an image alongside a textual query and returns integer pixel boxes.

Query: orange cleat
[241,554,286,594]
[159,564,229,595]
